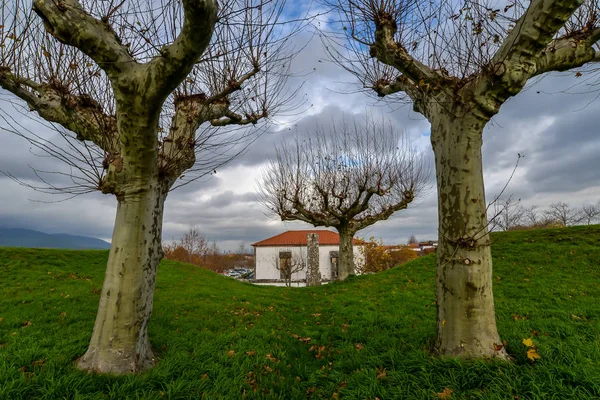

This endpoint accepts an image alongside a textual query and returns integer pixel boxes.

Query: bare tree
[178,227,209,264]
[523,205,541,226]
[545,202,582,227]
[258,116,429,280]
[580,203,600,225]
[0,0,304,373]
[324,0,600,359]
[488,197,525,231]
[273,248,306,287]
[407,234,417,244]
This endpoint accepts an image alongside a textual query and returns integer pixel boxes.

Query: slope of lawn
[1,225,599,399]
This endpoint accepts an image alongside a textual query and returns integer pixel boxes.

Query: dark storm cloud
[3,28,600,249]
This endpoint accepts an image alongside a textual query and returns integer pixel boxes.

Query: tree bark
[431,113,508,359]
[337,226,355,280]
[77,178,168,374]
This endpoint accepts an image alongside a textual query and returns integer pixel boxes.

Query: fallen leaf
[246,350,256,356]
[312,313,321,317]
[376,367,387,379]
[31,359,46,367]
[227,350,236,358]
[527,348,541,361]
[355,343,364,350]
[522,338,534,348]
[493,343,504,351]
[201,373,208,380]
[265,354,279,363]
[299,337,311,343]
[20,321,31,328]
[437,387,454,399]
[0,318,3,323]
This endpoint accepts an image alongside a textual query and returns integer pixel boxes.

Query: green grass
[1,226,600,399]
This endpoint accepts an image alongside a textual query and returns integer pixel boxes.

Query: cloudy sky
[2,10,600,251]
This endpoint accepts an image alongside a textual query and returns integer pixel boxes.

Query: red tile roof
[251,230,362,247]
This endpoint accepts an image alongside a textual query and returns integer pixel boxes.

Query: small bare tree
[545,202,581,227]
[258,116,429,280]
[0,0,303,374]
[407,234,417,244]
[273,248,306,287]
[523,205,541,226]
[488,197,525,231]
[580,203,600,225]
[177,227,209,264]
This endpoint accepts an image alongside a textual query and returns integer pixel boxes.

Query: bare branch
[146,0,218,99]
[31,0,135,79]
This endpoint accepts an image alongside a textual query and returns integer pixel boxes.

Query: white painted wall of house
[254,245,364,282]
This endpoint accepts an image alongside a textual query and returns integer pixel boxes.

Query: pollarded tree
[258,116,429,280]
[325,0,600,358]
[0,0,301,374]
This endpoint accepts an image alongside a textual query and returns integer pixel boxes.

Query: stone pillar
[306,233,321,286]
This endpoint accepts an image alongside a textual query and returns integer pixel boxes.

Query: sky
[2,10,600,251]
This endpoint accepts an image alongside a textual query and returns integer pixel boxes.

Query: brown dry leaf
[493,343,504,352]
[21,321,31,328]
[31,358,46,367]
[265,354,279,363]
[312,313,321,317]
[355,343,364,350]
[299,337,311,343]
[246,350,256,356]
[376,367,387,379]
[201,373,209,380]
[527,348,542,361]
[292,333,299,339]
[0,318,3,322]
[522,338,534,348]
[263,365,273,372]
[227,350,236,358]
[437,387,454,399]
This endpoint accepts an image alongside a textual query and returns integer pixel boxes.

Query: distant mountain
[0,228,111,250]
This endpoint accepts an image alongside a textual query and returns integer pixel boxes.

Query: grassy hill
[1,226,599,399]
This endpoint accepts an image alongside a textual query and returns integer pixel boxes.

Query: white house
[251,230,364,286]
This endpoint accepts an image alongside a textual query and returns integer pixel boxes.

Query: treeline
[489,199,600,231]
[163,228,253,273]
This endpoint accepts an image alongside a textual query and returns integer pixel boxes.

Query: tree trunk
[431,114,508,359]
[337,226,355,280]
[77,179,168,374]
[77,178,168,373]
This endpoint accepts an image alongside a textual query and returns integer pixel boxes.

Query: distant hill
[0,227,110,250]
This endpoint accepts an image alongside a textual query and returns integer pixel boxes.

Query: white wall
[254,245,364,282]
